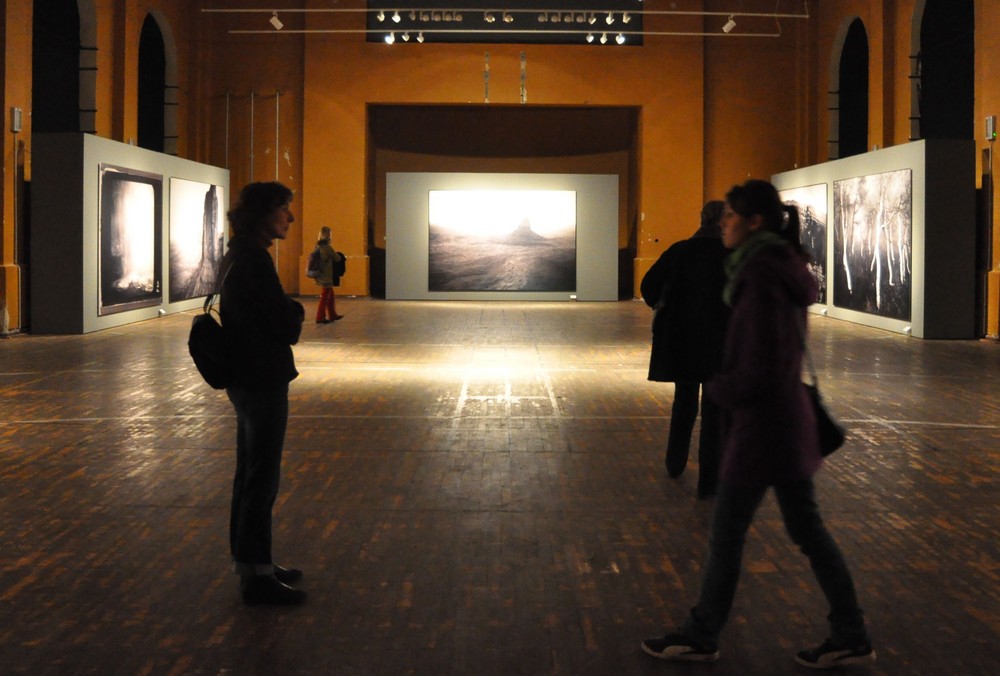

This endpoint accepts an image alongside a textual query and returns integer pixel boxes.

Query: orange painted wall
[299,4,709,298]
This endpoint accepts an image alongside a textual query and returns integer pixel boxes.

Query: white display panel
[31,133,230,334]
[773,140,975,339]
[387,173,618,301]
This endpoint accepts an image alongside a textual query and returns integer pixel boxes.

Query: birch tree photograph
[832,169,913,320]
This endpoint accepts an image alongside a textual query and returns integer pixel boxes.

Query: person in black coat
[640,200,729,498]
[220,182,307,605]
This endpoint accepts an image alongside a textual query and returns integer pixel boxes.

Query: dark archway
[917,0,974,140]
[32,0,81,133]
[838,19,869,158]
[138,14,166,152]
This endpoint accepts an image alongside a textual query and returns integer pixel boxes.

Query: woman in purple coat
[641,180,874,669]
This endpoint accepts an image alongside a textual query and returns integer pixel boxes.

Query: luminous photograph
[428,189,577,292]
[832,169,913,320]
[98,165,163,315]
[780,183,829,304]
[169,178,225,303]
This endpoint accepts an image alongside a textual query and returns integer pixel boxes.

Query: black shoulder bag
[797,315,847,456]
[188,263,233,390]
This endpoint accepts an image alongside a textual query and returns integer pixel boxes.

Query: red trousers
[316,287,337,322]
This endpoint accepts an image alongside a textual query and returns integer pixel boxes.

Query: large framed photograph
[780,183,829,304]
[169,178,225,302]
[98,165,163,315]
[427,189,577,292]
[832,169,913,321]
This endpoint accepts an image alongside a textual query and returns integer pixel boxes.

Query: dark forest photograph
[832,169,913,320]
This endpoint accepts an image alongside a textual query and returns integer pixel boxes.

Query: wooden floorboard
[1,298,998,674]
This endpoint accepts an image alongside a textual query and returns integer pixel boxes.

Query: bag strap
[794,312,820,387]
[203,260,234,315]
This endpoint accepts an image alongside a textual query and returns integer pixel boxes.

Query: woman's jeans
[682,478,867,647]
[226,384,289,576]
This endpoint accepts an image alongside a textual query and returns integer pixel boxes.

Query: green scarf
[722,230,788,306]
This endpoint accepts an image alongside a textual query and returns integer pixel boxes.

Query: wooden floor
[1,298,998,675]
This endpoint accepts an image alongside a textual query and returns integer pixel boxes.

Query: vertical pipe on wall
[274,91,281,272]
[225,91,231,170]
[249,90,255,182]
[275,91,281,180]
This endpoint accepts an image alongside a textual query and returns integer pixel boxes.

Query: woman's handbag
[805,381,846,456]
[797,316,847,456]
[188,264,233,390]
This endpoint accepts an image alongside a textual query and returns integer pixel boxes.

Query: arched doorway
[911,0,974,140]
[137,12,180,155]
[32,0,81,133]
[138,14,166,152]
[830,18,869,159]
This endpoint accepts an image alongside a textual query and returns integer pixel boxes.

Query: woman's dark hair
[227,182,293,236]
[725,179,806,258]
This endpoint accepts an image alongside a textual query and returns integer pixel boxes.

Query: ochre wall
[1,1,32,330]
[4,1,1000,332]
[299,4,712,298]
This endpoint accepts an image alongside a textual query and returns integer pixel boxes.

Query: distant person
[220,181,307,606]
[640,200,729,498]
[642,179,874,669]
[313,226,345,324]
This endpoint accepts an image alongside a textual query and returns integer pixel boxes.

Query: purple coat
[705,244,822,486]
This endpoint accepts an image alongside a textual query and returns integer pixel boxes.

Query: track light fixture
[392,11,401,23]
[376,10,385,22]
[616,33,626,44]
[588,13,597,25]
[409,11,416,20]
[722,15,737,33]
[385,31,395,44]
[503,13,513,23]
[416,32,424,43]
[484,12,495,23]
[600,32,607,44]
[606,13,614,25]
[586,33,594,43]
[622,13,631,25]
[269,12,283,30]
[401,32,410,41]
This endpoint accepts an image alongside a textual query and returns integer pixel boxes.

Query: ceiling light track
[204,4,808,40]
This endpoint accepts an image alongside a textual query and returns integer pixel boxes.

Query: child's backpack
[305,247,323,278]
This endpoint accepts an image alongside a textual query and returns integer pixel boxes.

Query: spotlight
[385,32,395,44]
[722,15,736,33]
[622,13,631,24]
[455,13,463,21]
[419,12,429,21]
[376,10,385,22]
[416,32,424,42]
[484,12,495,23]
[538,13,547,23]
[401,32,410,41]
[600,33,607,44]
[551,13,560,23]
[269,12,283,30]
[564,14,573,23]
[409,11,416,20]
[606,12,614,25]
[616,33,626,44]
[503,13,513,23]
[392,11,401,24]
[443,11,453,21]
[586,33,594,43]
[588,13,597,25]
